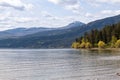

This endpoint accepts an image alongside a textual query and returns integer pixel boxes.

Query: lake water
[0,49,120,80]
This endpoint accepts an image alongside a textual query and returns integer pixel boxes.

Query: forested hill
[0,15,120,48]
[72,22,120,48]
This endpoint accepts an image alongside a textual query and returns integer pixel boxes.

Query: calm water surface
[0,49,120,80]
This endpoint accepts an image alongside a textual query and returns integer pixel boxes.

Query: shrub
[85,42,92,48]
[71,42,80,49]
[80,42,86,48]
[115,39,120,48]
[98,41,106,48]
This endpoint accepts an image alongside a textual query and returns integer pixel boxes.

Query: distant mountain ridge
[60,21,85,29]
[0,21,85,39]
[0,15,120,48]
[86,14,120,29]
[0,27,55,39]
[23,21,85,38]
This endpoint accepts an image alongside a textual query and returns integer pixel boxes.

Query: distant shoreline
[88,48,120,52]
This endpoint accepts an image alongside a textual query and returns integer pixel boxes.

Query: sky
[0,0,120,31]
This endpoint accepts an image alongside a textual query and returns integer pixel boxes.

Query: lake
[0,49,120,80]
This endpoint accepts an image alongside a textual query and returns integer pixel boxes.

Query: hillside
[0,21,84,39]
[72,22,120,49]
[0,27,55,39]
[0,15,120,48]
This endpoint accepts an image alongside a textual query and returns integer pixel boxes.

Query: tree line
[72,22,120,48]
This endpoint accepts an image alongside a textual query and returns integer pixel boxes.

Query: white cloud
[65,3,80,13]
[41,11,62,20]
[101,10,112,14]
[0,11,39,31]
[13,17,38,23]
[96,0,120,3]
[48,0,81,14]
[83,9,120,23]
[0,12,11,21]
[0,0,33,11]
[48,0,60,4]
[0,0,120,31]
[0,24,13,30]
[85,0,120,6]
[85,13,93,17]
[85,0,120,8]
[101,10,120,15]
[41,11,53,18]
[115,10,120,15]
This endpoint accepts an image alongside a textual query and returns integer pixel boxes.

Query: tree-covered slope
[72,22,120,48]
[0,15,120,48]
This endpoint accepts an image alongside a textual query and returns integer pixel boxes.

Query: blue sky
[0,0,120,31]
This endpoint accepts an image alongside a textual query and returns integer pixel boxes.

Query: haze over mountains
[0,21,84,39]
[0,15,120,48]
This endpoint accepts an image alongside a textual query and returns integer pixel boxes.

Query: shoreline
[88,48,120,52]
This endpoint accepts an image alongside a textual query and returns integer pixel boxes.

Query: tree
[81,38,85,43]
[110,36,117,48]
[85,42,92,48]
[115,39,120,48]
[71,42,80,49]
[73,22,120,48]
[98,41,106,48]
[80,42,86,48]
[80,38,86,48]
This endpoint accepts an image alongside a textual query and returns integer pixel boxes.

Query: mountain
[0,21,84,39]
[86,14,120,30]
[24,21,85,37]
[0,15,120,48]
[0,27,54,39]
[73,22,120,48]
[60,21,85,29]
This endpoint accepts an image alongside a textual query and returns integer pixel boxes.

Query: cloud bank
[0,0,120,31]
[0,0,33,11]
[48,0,81,13]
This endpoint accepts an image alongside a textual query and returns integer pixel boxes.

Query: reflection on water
[0,49,119,80]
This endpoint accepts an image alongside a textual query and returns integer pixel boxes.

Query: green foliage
[98,41,106,48]
[110,35,117,48]
[74,22,120,48]
[85,42,92,48]
[71,42,80,49]
[115,39,120,48]
[72,37,92,49]
[81,38,85,43]
[80,42,86,48]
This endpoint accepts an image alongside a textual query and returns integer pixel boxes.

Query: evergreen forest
[72,22,120,49]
